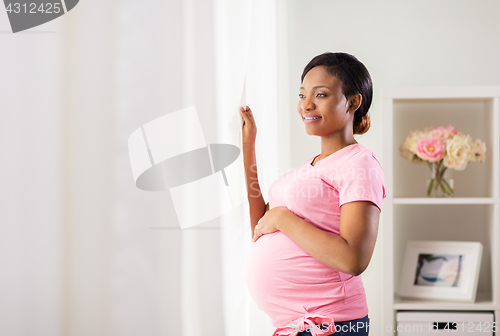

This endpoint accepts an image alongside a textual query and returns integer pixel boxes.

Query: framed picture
[398,241,483,302]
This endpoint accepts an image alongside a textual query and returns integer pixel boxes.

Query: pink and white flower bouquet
[400,125,487,197]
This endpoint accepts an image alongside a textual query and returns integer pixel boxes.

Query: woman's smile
[302,113,322,123]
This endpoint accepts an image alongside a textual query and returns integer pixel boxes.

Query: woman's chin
[304,128,319,136]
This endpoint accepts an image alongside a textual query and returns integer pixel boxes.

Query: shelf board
[393,197,496,205]
[394,293,498,311]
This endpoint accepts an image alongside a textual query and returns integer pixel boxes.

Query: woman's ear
[349,94,362,113]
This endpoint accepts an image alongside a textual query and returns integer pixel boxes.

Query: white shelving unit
[381,87,500,335]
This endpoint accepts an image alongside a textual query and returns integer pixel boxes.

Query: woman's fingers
[244,106,252,117]
[252,224,260,242]
[240,106,257,145]
[240,106,254,125]
[252,221,263,242]
[239,107,248,121]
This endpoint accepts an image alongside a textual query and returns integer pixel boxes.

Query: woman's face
[297,66,354,137]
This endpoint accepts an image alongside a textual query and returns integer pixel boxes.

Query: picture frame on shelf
[398,241,483,303]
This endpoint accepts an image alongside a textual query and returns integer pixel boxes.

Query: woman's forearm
[276,203,380,276]
[242,143,266,234]
[277,212,357,274]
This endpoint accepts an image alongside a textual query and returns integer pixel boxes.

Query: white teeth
[304,116,321,120]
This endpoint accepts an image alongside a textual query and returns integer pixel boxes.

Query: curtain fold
[211,0,281,334]
[0,16,65,336]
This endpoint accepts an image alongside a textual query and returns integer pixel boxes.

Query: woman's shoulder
[344,144,383,169]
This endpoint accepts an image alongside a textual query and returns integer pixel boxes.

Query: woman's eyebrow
[299,85,331,90]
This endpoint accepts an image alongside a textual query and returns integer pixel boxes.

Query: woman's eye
[298,94,305,99]
[317,93,326,98]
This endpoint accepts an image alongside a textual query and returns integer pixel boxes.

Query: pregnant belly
[245,231,347,326]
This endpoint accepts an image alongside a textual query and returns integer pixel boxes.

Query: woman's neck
[318,132,357,158]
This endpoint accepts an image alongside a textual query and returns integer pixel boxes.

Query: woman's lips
[303,116,322,124]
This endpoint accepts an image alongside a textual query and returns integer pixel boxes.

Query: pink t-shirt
[245,144,386,334]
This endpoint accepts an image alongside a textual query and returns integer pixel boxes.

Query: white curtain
[0,0,278,335]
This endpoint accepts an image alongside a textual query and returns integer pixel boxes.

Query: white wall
[278,0,500,330]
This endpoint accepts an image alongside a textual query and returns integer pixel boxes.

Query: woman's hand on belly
[252,206,293,242]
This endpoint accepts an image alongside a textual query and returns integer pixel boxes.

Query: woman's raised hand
[239,106,257,146]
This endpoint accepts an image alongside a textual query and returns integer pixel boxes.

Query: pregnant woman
[240,52,386,336]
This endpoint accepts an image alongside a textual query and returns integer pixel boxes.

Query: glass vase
[427,161,454,197]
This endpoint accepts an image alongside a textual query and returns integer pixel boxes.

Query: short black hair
[301,52,373,134]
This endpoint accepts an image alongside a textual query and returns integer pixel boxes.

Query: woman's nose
[301,96,315,111]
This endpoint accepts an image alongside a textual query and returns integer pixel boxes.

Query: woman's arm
[242,143,267,235]
[240,106,268,237]
[254,201,380,276]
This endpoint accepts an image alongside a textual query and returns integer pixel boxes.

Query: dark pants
[296,315,369,336]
